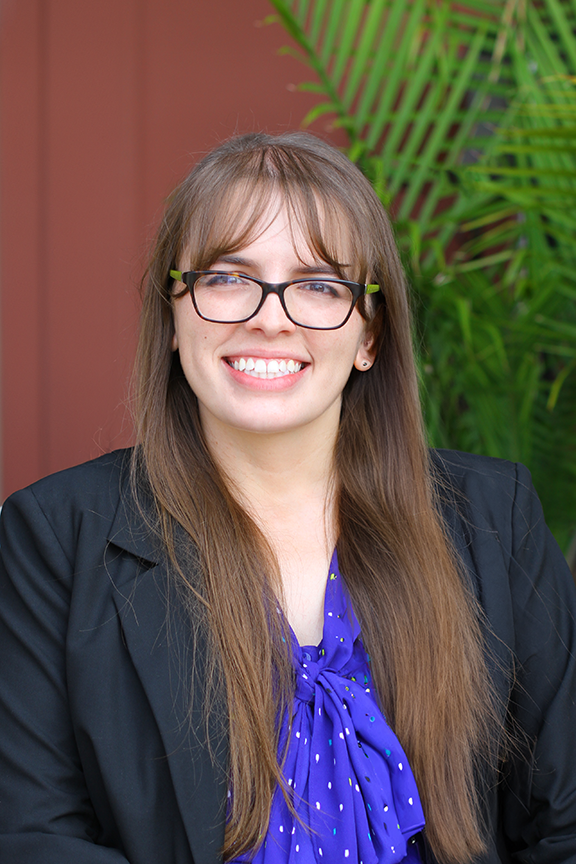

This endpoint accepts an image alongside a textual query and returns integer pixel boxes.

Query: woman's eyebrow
[295,264,341,276]
[215,254,252,268]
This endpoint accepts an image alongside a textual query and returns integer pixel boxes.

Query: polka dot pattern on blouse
[229,551,425,864]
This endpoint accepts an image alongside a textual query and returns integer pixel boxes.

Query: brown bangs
[176,139,375,292]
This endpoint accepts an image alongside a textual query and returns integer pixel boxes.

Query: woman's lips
[226,357,306,379]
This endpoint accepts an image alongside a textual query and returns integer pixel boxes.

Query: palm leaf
[268,0,576,559]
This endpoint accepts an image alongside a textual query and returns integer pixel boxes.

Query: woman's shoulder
[430,447,573,602]
[1,449,136,557]
[6,448,133,507]
[430,446,521,488]
[429,447,559,576]
[430,447,534,531]
[27,446,131,491]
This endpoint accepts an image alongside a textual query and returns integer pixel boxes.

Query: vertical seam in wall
[0,13,4,500]
[137,0,147,245]
[131,0,147,437]
[38,0,50,475]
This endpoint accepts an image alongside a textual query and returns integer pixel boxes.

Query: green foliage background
[267,0,576,563]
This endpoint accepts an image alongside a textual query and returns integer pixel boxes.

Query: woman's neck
[199,409,339,514]
[200,410,339,646]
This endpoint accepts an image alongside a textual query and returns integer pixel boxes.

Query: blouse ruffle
[231,552,425,863]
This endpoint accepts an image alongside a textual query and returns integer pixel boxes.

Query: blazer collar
[107,467,228,864]
[106,468,161,564]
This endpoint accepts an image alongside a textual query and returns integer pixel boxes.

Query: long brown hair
[133,132,502,862]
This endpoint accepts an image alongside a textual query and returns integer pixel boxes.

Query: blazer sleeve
[0,487,131,863]
[493,463,576,862]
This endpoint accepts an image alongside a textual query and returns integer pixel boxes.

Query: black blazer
[0,449,575,864]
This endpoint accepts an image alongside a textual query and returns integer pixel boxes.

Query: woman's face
[171,206,375,443]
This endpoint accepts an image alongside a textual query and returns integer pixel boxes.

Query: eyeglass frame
[169,269,380,331]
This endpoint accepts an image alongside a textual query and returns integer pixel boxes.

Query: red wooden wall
[0,0,332,499]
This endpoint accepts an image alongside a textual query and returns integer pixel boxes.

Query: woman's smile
[226,357,305,378]
[222,354,309,393]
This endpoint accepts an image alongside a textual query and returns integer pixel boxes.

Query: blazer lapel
[107,482,228,864]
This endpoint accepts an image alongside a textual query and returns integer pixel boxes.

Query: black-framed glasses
[169,270,380,331]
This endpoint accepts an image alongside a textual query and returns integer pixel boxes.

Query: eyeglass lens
[193,273,354,328]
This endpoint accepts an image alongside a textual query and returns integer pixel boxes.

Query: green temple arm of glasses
[170,270,379,294]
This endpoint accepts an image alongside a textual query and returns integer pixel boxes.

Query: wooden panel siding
[0,0,322,498]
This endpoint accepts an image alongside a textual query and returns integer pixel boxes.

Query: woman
[0,132,575,864]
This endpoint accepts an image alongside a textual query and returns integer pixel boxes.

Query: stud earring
[362,361,370,368]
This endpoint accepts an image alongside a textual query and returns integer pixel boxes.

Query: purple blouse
[230,552,425,864]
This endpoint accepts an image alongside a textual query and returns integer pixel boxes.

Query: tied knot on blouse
[231,552,425,864]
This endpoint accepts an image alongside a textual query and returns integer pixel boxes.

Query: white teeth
[229,357,304,378]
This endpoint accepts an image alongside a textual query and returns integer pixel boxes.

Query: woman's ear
[171,329,178,352]
[353,332,376,371]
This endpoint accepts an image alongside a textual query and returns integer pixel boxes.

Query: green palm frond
[268,0,576,560]
[270,0,509,235]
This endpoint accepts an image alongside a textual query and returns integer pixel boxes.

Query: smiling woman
[170,206,374,441]
[1,132,576,864]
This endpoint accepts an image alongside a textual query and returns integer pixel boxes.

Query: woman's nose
[245,292,297,335]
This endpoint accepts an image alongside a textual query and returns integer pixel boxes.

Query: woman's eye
[203,272,248,287]
[298,281,344,299]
